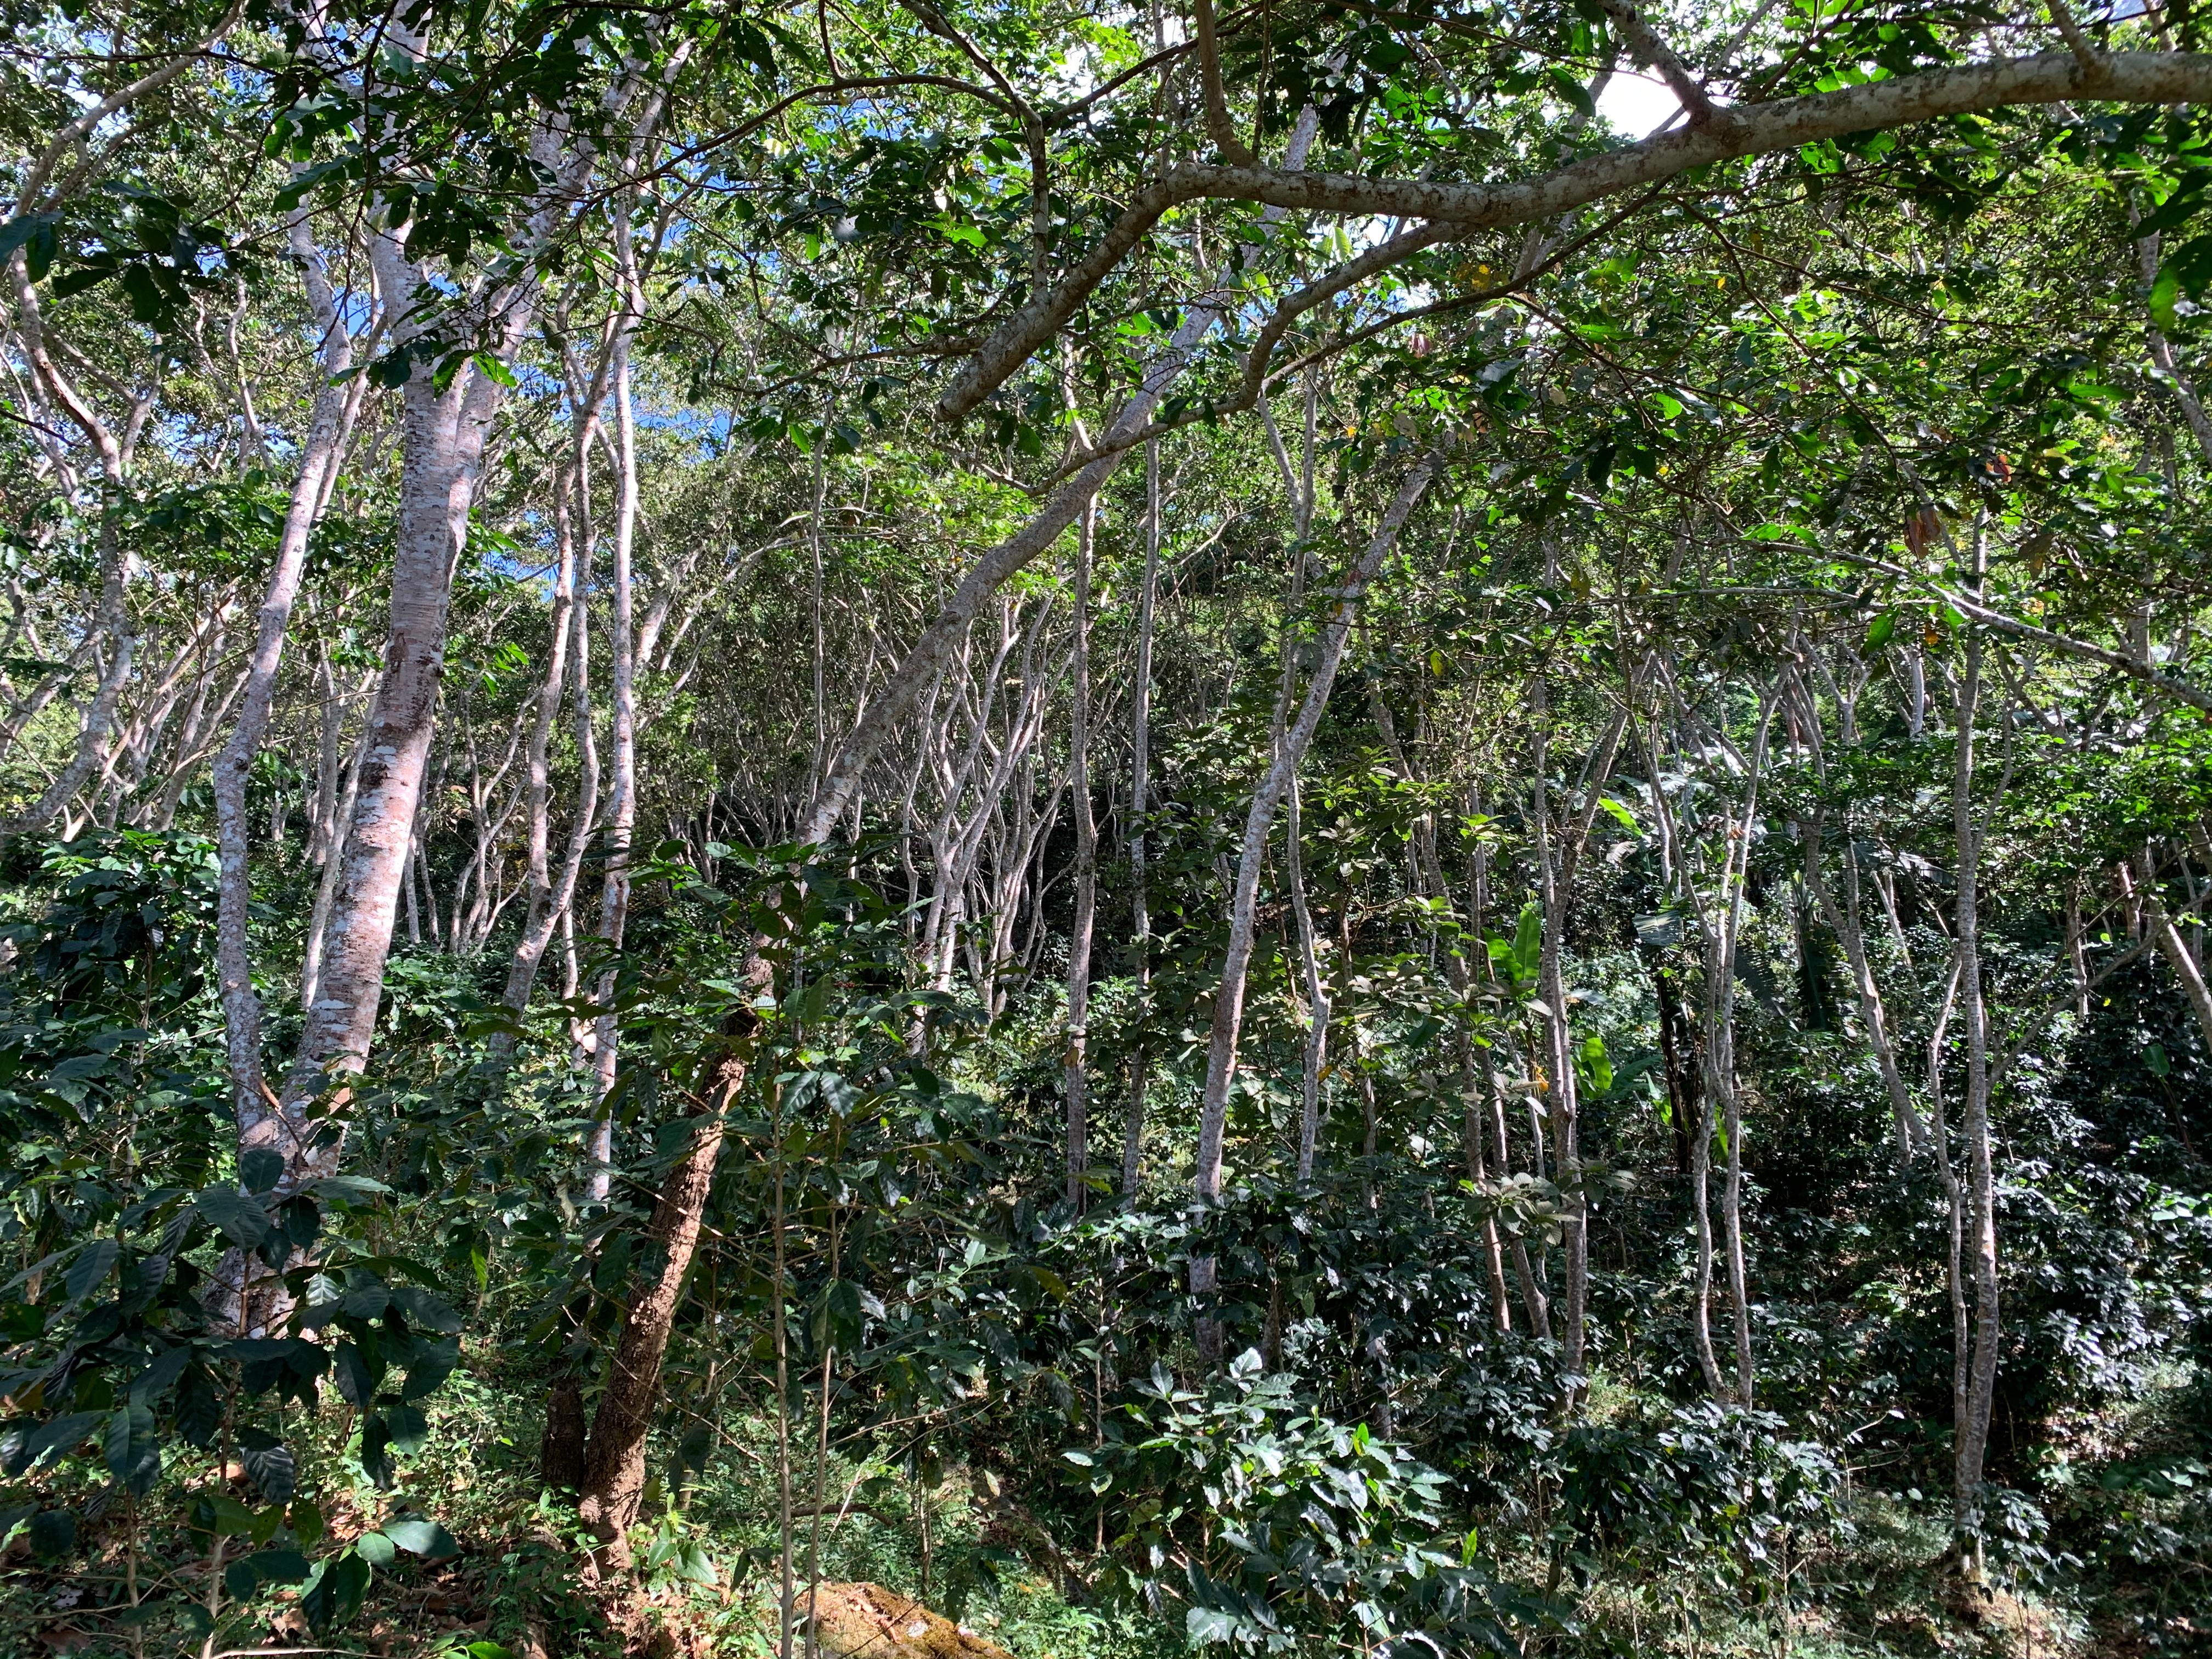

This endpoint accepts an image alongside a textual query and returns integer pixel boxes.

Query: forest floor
[5,1347,2191,1659]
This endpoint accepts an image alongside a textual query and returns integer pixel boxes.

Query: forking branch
[934,50,2212,425]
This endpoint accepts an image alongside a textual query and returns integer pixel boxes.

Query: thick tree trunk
[277,350,507,1115]
[300,707,372,1014]
[262,21,667,1201]
[576,1030,754,1558]
[261,152,544,1248]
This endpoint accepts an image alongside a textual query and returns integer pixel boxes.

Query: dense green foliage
[6,1,2212,1655]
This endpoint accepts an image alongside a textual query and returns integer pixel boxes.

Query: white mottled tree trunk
[213,207,366,1116]
[1063,505,1097,1210]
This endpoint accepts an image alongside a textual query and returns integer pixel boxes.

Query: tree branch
[1592,0,1725,127]
[1820,544,2212,715]
[1193,0,1259,166]
[938,50,2212,422]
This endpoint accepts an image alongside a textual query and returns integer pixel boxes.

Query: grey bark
[1064,504,1097,1209]
[1950,560,2002,1576]
[1192,449,1443,1210]
[213,207,366,1118]
[1122,442,1161,1201]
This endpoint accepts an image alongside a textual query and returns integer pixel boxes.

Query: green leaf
[1511,903,1543,986]
[301,1550,372,1635]
[386,1284,462,1334]
[383,1403,431,1454]
[64,1238,118,1305]
[2152,264,2183,333]
[193,1491,258,1535]
[193,1186,271,1248]
[0,213,58,263]
[1577,1034,1614,1094]
[29,1508,74,1561]
[332,1341,379,1408]
[381,1516,458,1559]
[238,1428,296,1503]
[401,1336,460,1402]
[308,1175,391,1205]
[359,1412,396,1489]
[355,1528,397,1567]
[1865,612,1896,650]
[105,1403,159,1498]
[2,1411,104,1475]
[225,1547,311,1600]
[239,1146,285,1194]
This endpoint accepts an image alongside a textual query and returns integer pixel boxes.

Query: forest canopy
[3,0,2211,1654]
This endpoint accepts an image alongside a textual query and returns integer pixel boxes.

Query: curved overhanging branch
[938,50,2212,422]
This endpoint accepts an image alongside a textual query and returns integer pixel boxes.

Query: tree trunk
[589,270,645,1206]
[1950,596,2002,1578]
[213,206,363,1118]
[1063,504,1097,1210]
[1924,955,1971,1488]
[2,243,135,836]
[1802,810,1922,1167]
[1286,780,1329,1181]
[1123,443,1161,1201]
[2143,859,2212,1054]
[1193,452,1442,1202]
[1688,1044,1727,1400]
[1190,450,1442,1351]
[1650,956,1694,1176]
[798,111,1323,848]
[276,346,506,1117]
[1525,670,1630,1391]
[1368,687,1508,1323]
[1688,693,1775,1404]
[576,1028,755,1558]
[497,340,613,1041]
